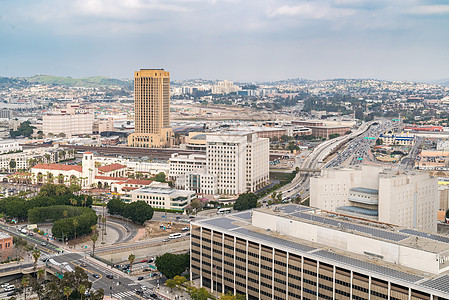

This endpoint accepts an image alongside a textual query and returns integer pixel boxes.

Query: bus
[169,233,182,239]
[217,208,232,215]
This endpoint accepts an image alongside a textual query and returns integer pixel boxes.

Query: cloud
[407,4,449,15]
[268,2,355,20]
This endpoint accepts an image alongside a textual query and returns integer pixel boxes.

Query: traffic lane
[0,225,60,255]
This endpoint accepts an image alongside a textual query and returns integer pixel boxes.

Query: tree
[152,172,167,182]
[32,249,41,272]
[73,218,79,241]
[124,201,154,224]
[188,287,212,300]
[22,275,30,300]
[106,197,125,215]
[64,287,72,300]
[190,198,203,211]
[220,292,246,300]
[91,234,98,256]
[270,136,279,143]
[155,253,190,279]
[233,193,258,211]
[329,133,340,139]
[128,254,136,274]
[287,141,299,153]
[78,284,86,300]
[165,278,177,291]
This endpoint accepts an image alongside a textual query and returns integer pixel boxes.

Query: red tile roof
[32,163,82,172]
[84,151,93,154]
[95,176,125,181]
[122,186,139,191]
[114,178,153,185]
[98,163,127,173]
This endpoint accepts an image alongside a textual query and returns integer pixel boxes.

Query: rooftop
[193,204,449,297]
[349,187,379,195]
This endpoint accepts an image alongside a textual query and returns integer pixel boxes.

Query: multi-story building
[379,132,415,146]
[43,103,94,137]
[310,165,438,232]
[0,109,12,120]
[168,153,207,180]
[206,131,269,195]
[128,69,173,148]
[0,140,21,154]
[0,232,13,260]
[191,204,449,299]
[128,182,195,211]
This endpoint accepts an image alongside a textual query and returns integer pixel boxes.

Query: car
[135,290,144,295]
[181,227,189,231]
[189,216,195,219]
[175,216,181,220]
[142,268,151,272]
[6,292,15,297]
[141,259,148,263]
[80,262,87,267]
[137,276,144,281]
[106,274,114,279]
[185,232,191,236]
[28,232,34,236]
[92,273,100,279]
[149,293,158,299]
[41,257,49,262]
[162,239,170,242]
[40,242,47,246]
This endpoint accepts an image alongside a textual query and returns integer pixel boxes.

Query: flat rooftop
[193,204,449,296]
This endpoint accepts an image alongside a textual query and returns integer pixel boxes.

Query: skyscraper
[128,69,173,147]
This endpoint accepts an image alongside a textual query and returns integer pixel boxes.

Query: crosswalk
[42,251,71,260]
[111,289,138,299]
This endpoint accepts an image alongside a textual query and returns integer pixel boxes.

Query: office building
[0,139,21,154]
[128,69,173,147]
[191,204,449,299]
[43,103,94,137]
[310,165,438,232]
[206,131,269,194]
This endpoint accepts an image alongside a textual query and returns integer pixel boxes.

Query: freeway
[264,121,378,202]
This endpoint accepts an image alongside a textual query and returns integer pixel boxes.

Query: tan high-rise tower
[128,69,173,147]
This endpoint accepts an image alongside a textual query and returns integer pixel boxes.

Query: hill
[27,75,133,88]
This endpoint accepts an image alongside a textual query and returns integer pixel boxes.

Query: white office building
[310,165,439,232]
[168,153,207,180]
[0,140,21,154]
[43,103,94,137]
[207,131,269,195]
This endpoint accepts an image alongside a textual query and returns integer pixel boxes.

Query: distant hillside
[27,75,133,88]
[431,78,449,86]
[0,77,30,89]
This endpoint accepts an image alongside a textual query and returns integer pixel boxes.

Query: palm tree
[22,275,30,300]
[37,269,45,283]
[102,217,107,236]
[32,249,41,272]
[128,254,136,274]
[73,219,79,241]
[63,287,72,300]
[78,284,86,300]
[91,234,98,256]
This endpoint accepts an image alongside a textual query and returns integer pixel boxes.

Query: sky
[0,0,448,82]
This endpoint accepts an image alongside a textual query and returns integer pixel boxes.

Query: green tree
[63,287,72,300]
[106,197,125,215]
[165,279,177,291]
[78,284,86,300]
[73,218,79,240]
[233,193,258,211]
[124,201,154,224]
[287,141,299,153]
[128,253,136,274]
[155,253,190,279]
[91,234,98,256]
[152,172,167,182]
[22,275,30,300]
[32,249,41,272]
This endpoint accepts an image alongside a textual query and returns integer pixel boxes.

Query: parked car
[106,274,114,279]
[137,276,144,281]
[92,273,100,279]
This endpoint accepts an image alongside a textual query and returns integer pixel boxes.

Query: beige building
[43,103,94,137]
[310,165,439,232]
[207,131,269,195]
[129,182,195,211]
[191,204,449,299]
[128,69,173,148]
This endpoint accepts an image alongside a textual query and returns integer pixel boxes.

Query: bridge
[296,168,321,173]
[0,263,34,277]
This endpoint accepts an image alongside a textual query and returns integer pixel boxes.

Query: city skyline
[1,0,448,82]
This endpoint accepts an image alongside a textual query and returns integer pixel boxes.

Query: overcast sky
[0,0,448,82]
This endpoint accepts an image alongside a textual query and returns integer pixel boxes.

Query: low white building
[129,183,195,211]
[0,140,21,154]
[43,103,94,137]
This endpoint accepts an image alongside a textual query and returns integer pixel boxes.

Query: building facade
[0,140,21,154]
[129,183,195,211]
[191,204,449,300]
[128,69,173,148]
[310,165,438,232]
[206,132,269,195]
